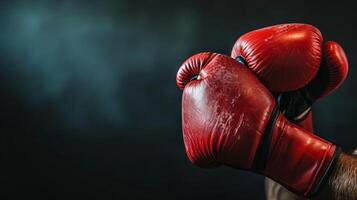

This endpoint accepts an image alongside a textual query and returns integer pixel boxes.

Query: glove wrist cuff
[263,114,337,196]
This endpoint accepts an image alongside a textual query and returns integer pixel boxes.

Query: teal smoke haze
[0,1,196,132]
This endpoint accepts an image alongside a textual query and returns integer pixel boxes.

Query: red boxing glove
[231,23,348,128]
[176,52,339,196]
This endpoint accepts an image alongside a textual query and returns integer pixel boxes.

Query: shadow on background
[0,0,356,199]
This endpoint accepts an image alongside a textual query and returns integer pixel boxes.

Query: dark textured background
[0,0,356,199]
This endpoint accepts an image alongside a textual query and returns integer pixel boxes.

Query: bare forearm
[314,152,357,200]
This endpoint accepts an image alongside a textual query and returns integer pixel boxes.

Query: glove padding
[176,52,338,196]
[231,24,348,120]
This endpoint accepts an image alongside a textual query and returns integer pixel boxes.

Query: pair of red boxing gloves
[176,24,348,197]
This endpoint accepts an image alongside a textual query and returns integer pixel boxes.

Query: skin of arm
[314,152,357,200]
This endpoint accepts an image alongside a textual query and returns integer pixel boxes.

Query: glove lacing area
[276,91,314,122]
